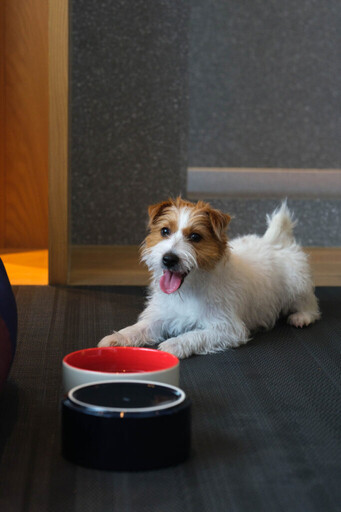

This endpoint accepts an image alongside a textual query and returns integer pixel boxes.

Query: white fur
[98,203,321,358]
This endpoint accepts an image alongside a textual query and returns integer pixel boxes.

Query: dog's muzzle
[160,252,188,294]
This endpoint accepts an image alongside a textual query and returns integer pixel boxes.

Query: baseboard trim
[69,245,149,286]
[187,167,341,198]
[69,245,341,287]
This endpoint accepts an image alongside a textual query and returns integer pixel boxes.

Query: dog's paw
[158,339,190,359]
[98,331,130,348]
[287,312,314,328]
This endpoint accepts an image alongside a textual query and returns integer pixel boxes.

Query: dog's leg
[98,320,161,348]
[287,290,321,328]
[158,323,249,359]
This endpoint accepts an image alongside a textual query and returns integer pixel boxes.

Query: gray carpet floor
[0,286,341,512]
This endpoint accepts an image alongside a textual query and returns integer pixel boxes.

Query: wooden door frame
[0,2,5,248]
[48,0,69,284]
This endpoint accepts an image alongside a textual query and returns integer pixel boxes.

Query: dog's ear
[148,200,173,226]
[208,208,231,240]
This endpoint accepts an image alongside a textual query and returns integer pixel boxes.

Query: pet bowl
[62,346,180,392]
[61,380,191,471]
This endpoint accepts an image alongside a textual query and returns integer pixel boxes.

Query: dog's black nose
[162,252,179,269]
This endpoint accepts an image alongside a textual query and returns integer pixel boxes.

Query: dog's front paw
[158,338,191,359]
[98,331,131,348]
[287,312,315,328]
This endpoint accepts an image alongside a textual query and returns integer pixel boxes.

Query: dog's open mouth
[160,270,187,294]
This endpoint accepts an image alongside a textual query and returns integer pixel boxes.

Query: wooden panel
[4,0,48,248]
[69,246,150,286]
[0,3,5,246]
[69,246,341,287]
[48,0,69,284]
[305,247,341,287]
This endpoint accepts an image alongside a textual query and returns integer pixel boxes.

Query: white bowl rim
[67,379,186,413]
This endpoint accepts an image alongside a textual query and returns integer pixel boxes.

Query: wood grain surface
[1,0,48,248]
[0,3,5,247]
[48,0,70,284]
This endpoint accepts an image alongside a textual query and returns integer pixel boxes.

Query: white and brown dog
[98,197,320,358]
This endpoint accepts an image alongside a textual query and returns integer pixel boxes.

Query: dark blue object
[0,258,17,389]
[62,381,191,471]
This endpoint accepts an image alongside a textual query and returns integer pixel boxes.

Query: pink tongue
[160,271,183,294]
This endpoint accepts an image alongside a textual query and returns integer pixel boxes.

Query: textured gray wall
[206,198,341,247]
[71,0,189,244]
[189,0,341,168]
[70,0,340,247]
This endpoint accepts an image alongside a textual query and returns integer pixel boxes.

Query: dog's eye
[189,232,202,243]
[161,227,171,237]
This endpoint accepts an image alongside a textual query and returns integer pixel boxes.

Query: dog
[98,197,320,358]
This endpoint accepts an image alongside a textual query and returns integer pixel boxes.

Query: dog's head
[141,197,231,294]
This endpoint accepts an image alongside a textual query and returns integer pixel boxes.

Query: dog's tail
[263,201,297,246]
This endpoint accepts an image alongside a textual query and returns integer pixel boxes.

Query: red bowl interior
[63,347,179,374]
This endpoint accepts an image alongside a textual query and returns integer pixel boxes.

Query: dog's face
[141,197,231,294]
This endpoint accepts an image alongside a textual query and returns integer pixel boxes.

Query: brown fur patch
[184,203,230,270]
[145,201,180,249]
